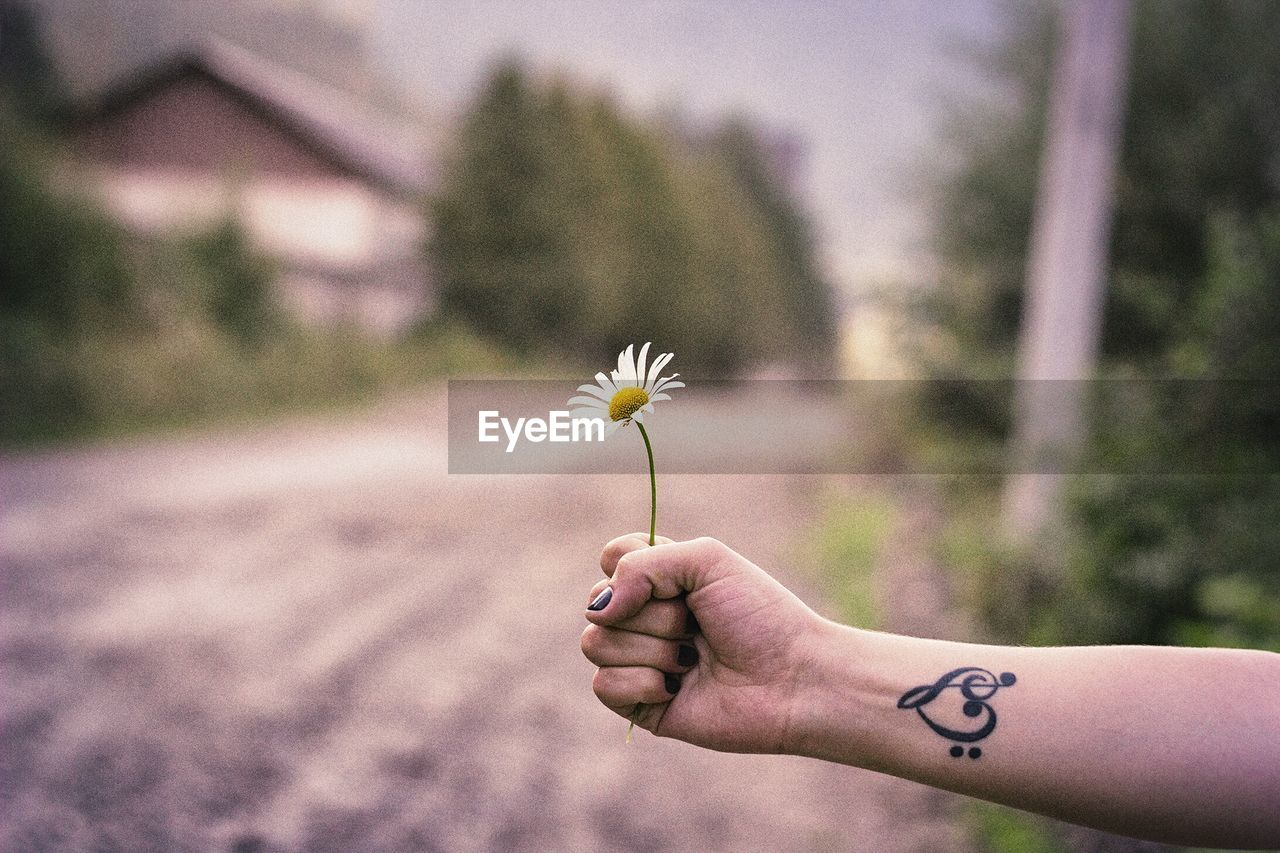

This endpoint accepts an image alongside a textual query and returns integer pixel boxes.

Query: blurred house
[73,39,435,334]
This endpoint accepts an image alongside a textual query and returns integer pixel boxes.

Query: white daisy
[567,343,684,435]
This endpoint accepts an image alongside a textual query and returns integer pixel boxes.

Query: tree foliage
[1064,215,1280,650]
[925,0,1280,376]
[0,121,134,334]
[0,1,68,124]
[923,0,1280,648]
[428,60,835,375]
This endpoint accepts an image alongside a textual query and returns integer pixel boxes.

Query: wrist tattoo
[897,667,1016,759]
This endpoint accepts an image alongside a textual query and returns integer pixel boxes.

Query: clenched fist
[580,534,824,753]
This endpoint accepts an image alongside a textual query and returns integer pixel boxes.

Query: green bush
[0,115,136,440]
[0,319,91,442]
[1057,215,1280,650]
[0,118,135,333]
[2,318,514,447]
[185,219,281,348]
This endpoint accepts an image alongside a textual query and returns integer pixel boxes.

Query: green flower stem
[628,420,659,742]
[636,421,657,547]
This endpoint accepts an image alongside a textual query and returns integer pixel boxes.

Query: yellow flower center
[608,386,650,422]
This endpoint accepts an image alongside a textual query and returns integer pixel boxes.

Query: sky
[368,0,1004,300]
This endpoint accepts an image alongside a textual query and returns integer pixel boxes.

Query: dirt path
[1,387,967,852]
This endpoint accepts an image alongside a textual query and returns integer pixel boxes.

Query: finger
[592,666,681,711]
[585,582,693,637]
[596,697,666,733]
[600,532,675,577]
[590,537,733,625]
[585,578,611,607]
[581,625,698,671]
[611,598,694,640]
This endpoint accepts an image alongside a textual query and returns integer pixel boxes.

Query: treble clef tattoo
[897,667,1016,759]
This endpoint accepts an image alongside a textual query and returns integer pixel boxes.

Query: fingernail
[664,673,681,695]
[686,611,700,634]
[677,644,699,667]
[587,587,613,611]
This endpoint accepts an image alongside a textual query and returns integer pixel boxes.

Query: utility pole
[1003,0,1133,541]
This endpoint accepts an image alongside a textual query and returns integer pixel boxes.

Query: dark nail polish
[677,644,699,667]
[587,587,612,611]
[686,611,700,634]
[664,673,681,695]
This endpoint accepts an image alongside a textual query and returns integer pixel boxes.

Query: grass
[0,319,519,449]
[967,802,1068,853]
[805,492,896,630]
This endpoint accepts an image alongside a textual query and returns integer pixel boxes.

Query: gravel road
[0,387,967,852]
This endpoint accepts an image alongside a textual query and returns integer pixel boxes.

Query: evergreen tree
[709,119,836,363]
[430,61,582,352]
[428,59,837,375]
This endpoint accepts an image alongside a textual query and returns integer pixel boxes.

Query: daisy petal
[635,342,651,390]
[567,396,609,409]
[646,352,674,389]
[652,377,684,395]
[617,344,635,382]
[575,384,613,403]
[594,372,618,394]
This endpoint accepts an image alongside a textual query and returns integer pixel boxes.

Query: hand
[580,534,824,753]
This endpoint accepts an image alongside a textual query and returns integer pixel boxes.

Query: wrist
[783,618,901,769]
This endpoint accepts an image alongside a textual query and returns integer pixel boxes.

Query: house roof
[77,38,431,197]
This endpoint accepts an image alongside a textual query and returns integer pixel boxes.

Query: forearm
[788,620,1280,848]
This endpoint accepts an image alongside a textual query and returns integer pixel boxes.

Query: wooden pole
[1003,0,1133,541]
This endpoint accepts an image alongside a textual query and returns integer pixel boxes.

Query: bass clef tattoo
[897,667,1016,759]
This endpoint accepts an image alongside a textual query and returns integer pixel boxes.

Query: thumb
[586,537,730,625]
